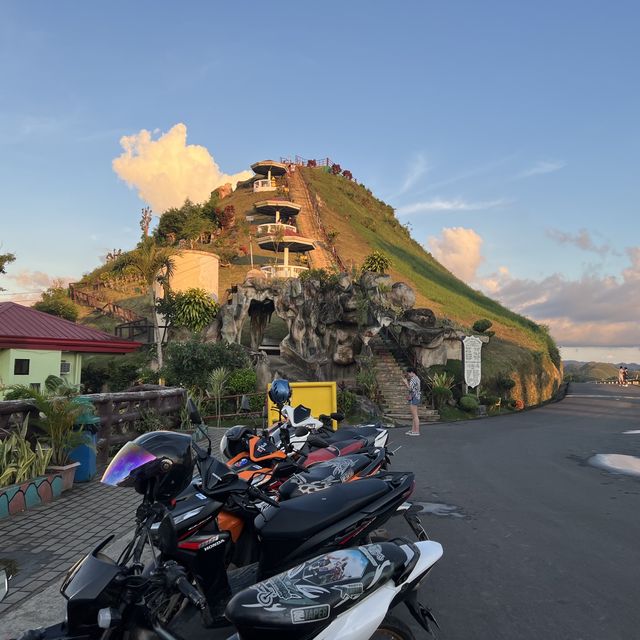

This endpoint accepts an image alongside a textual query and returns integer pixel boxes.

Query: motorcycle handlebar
[175,576,207,610]
[247,484,280,508]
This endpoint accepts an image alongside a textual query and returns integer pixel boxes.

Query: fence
[69,283,144,324]
[0,387,186,465]
[280,156,334,167]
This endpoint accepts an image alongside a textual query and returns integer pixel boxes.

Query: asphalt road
[395,382,640,640]
[5,383,639,640]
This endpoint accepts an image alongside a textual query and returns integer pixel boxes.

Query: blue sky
[0,1,638,362]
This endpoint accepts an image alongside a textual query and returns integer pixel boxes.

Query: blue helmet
[269,379,292,406]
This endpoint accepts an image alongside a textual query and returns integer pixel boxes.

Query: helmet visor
[101,441,158,487]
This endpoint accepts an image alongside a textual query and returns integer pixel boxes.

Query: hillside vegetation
[75,164,562,405]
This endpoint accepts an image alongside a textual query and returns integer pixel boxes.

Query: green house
[0,302,140,397]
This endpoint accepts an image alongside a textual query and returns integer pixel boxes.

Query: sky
[0,1,638,363]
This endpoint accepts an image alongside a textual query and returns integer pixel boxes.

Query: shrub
[496,373,516,397]
[33,286,79,321]
[226,368,257,395]
[472,319,493,333]
[432,386,453,410]
[337,390,357,416]
[162,339,250,393]
[459,395,479,412]
[480,395,501,407]
[168,288,219,332]
[361,251,392,274]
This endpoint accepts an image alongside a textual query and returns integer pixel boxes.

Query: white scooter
[225,537,443,639]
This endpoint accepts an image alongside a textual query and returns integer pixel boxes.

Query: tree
[0,249,16,291]
[113,238,179,368]
[33,284,79,321]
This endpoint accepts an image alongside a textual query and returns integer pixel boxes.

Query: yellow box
[267,381,337,429]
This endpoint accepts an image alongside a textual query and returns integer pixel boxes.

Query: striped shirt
[409,375,421,401]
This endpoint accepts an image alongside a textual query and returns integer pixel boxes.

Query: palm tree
[114,238,180,368]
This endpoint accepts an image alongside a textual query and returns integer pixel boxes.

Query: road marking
[565,394,640,400]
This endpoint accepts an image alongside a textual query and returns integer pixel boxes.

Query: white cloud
[546,228,614,256]
[481,246,640,347]
[399,153,430,195]
[517,160,565,178]
[427,227,484,283]
[398,198,507,215]
[112,123,253,213]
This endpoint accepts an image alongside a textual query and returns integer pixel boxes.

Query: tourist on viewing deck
[619,366,625,385]
[403,368,421,436]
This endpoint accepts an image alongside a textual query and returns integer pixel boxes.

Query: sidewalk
[0,479,141,616]
[0,429,226,620]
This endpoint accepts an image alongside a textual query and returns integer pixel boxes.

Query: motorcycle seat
[255,478,389,540]
[278,454,372,501]
[225,541,409,639]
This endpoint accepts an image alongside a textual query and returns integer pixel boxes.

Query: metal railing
[260,265,309,279]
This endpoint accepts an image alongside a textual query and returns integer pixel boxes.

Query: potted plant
[5,378,86,491]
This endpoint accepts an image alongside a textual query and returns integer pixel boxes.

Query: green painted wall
[0,349,84,398]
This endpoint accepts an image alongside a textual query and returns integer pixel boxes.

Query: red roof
[0,302,141,353]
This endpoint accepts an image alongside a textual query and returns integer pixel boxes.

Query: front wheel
[370,614,415,640]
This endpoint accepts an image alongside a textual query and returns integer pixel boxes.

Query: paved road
[4,387,640,639]
[396,382,640,640]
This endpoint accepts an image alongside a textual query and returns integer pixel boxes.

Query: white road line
[566,394,640,400]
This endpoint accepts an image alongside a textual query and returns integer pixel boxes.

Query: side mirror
[156,513,178,555]
[0,569,10,603]
[187,398,203,425]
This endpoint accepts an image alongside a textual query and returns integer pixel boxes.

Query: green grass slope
[75,166,562,404]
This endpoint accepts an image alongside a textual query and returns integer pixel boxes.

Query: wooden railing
[69,283,145,324]
[0,388,186,464]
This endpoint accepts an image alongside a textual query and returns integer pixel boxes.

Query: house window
[30,383,41,392]
[14,359,30,375]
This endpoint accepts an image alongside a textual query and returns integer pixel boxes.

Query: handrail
[69,283,145,324]
[290,172,347,272]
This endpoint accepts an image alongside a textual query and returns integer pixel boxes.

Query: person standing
[619,366,625,385]
[403,368,421,436]
[623,367,629,387]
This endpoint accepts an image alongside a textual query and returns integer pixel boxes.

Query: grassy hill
[75,165,563,404]
[563,361,639,382]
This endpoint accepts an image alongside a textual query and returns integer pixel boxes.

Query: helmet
[220,425,253,460]
[101,431,194,503]
[269,379,292,406]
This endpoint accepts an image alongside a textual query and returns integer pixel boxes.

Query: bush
[162,339,250,393]
[337,390,357,416]
[226,368,257,395]
[459,395,479,412]
[496,373,516,396]
[472,319,493,333]
[33,286,79,321]
[432,386,453,410]
[480,395,501,407]
[361,251,392,274]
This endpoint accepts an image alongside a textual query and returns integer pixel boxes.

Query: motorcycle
[4,508,442,640]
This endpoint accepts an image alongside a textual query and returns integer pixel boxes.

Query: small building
[251,160,288,193]
[0,302,141,397]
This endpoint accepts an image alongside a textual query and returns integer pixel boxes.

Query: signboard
[463,336,483,389]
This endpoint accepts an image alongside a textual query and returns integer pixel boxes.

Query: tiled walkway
[0,480,141,615]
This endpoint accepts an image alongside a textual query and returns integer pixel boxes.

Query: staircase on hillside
[371,340,439,425]
[286,171,336,271]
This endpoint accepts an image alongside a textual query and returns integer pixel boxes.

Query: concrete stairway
[371,343,440,424]
[287,171,335,270]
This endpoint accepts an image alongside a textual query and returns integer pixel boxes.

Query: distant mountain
[562,360,640,381]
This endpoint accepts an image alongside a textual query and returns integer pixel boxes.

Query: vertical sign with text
[463,336,483,389]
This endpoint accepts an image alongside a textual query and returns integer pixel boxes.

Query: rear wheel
[371,614,415,639]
